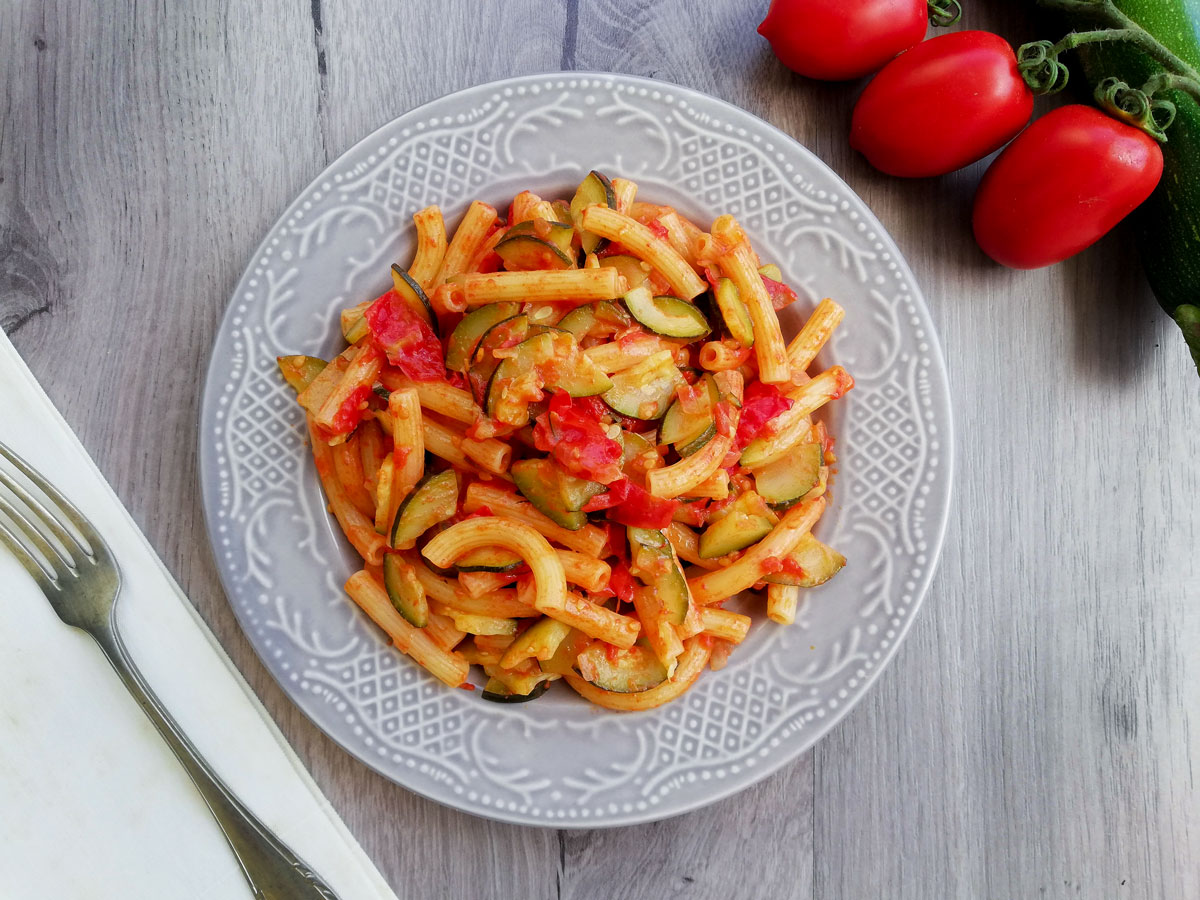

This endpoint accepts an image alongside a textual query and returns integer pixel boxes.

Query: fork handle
[91,626,340,899]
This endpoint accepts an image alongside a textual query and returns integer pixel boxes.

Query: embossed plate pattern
[199,73,953,827]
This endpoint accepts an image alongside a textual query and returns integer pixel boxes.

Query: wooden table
[4,1,1197,897]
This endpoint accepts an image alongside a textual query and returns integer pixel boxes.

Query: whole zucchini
[1040,0,1200,372]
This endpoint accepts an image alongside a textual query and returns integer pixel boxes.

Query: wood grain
[3,0,1197,898]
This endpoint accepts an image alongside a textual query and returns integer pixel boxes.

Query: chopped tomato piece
[533,390,623,484]
[607,562,636,605]
[734,381,793,450]
[761,274,799,310]
[366,289,444,381]
[328,384,373,435]
[605,481,678,530]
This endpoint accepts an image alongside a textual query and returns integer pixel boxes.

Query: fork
[0,441,340,900]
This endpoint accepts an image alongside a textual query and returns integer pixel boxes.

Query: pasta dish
[278,171,852,710]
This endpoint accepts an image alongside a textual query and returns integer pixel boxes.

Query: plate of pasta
[200,73,952,826]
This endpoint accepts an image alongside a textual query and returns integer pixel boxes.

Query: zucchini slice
[501,617,574,667]
[570,170,617,254]
[495,234,574,271]
[511,458,587,530]
[577,643,669,693]
[602,351,685,420]
[486,331,613,426]
[468,314,530,403]
[757,263,783,282]
[540,627,592,676]
[660,374,719,447]
[623,286,710,339]
[698,492,774,559]
[762,533,847,587]
[557,300,632,340]
[627,527,689,624]
[382,553,429,627]
[390,265,439,336]
[340,301,371,345]
[277,355,328,393]
[446,302,520,372]
[713,276,755,347]
[676,424,717,458]
[454,546,525,573]
[480,677,550,704]
[753,441,822,507]
[505,219,576,259]
[598,254,650,290]
[389,470,459,549]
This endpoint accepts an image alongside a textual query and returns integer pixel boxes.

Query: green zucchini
[277,355,328,393]
[713,276,755,347]
[753,441,823,506]
[340,301,371,345]
[1058,0,1200,371]
[445,302,521,372]
[623,286,711,339]
[570,170,617,254]
[660,374,719,447]
[757,263,783,282]
[762,533,847,587]
[550,198,574,226]
[540,627,592,676]
[486,331,613,426]
[698,492,774,558]
[602,351,686,420]
[598,254,651,290]
[676,424,718,458]
[454,546,525,572]
[511,458,587,530]
[382,553,428,627]
[468,314,530,403]
[577,643,669,692]
[390,265,439,336]
[627,527,689,623]
[495,234,575,271]
[480,677,550,703]
[389,470,458,549]
[557,300,632,340]
[505,218,576,258]
[502,617,574,665]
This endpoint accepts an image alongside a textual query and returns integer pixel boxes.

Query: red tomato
[733,381,794,450]
[532,390,623,483]
[973,105,1164,269]
[365,290,445,381]
[850,31,1033,178]
[758,0,928,82]
[605,482,678,530]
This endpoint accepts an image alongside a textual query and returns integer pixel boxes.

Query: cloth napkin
[0,331,399,900]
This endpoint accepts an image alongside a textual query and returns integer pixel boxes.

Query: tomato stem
[1094,77,1176,141]
[926,0,961,28]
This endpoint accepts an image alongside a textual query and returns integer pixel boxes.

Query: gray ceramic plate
[199,72,953,827]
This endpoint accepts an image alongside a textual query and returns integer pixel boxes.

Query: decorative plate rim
[199,70,954,828]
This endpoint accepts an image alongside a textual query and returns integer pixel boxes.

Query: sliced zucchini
[540,627,592,676]
[550,198,573,225]
[660,373,718,447]
[757,263,783,282]
[277,355,328,393]
[577,643,668,693]
[486,331,613,426]
[390,265,439,336]
[602,351,686,420]
[501,617,574,667]
[713,276,755,347]
[676,424,717,458]
[557,300,632,340]
[627,527,689,624]
[698,492,774,559]
[389,470,459,549]
[340,301,371,345]
[598,254,650,290]
[483,662,549,696]
[495,234,574,271]
[454,546,525,573]
[570,170,616,254]
[480,677,550,703]
[382,553,428,627]
[558,469,608,511]
[468,314,530,403]
[505,219,575,259]
[623,285,710,339]
[445,302,520,372]
[753,441,822,507]
[512,458,587,530]
[762,533,847,587]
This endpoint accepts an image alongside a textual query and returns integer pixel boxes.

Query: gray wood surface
[3,0,1197,897]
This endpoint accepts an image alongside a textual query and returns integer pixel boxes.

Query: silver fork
[0,441,340,900]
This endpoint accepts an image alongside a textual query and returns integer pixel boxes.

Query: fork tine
[0,440,105,562]
[0,490,75,576]
[0,508,60,592]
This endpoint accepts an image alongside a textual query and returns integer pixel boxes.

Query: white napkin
[0,331,399,900]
